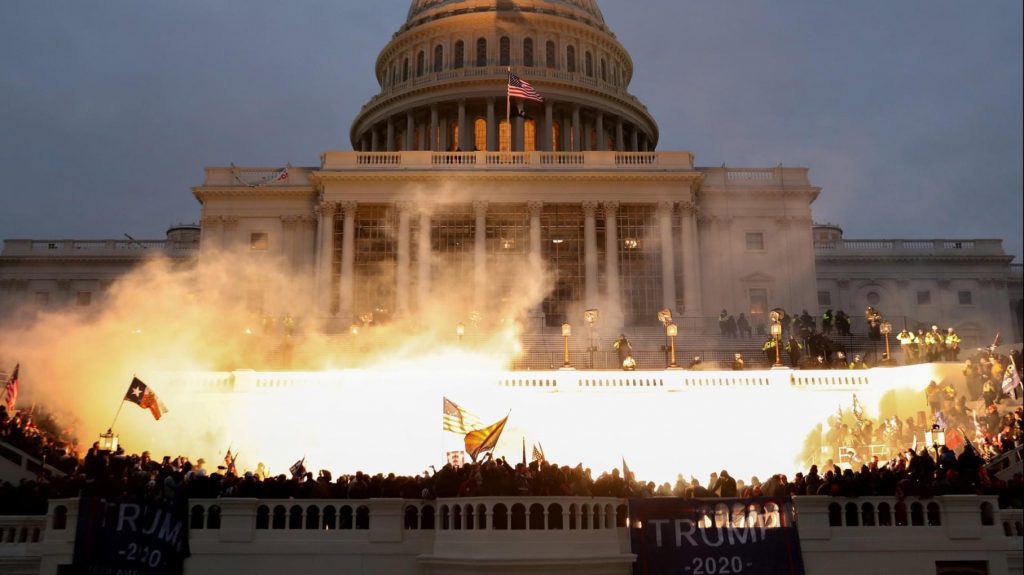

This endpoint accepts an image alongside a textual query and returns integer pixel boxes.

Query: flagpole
[108,399,125,433]
[506,68,511,141]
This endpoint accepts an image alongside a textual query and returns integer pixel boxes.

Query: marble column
[679,202,703,316]
[386,118,395,152]
[315,201,337,316]
[405,111,415,151]
[572,106,581,152]
[439,114,449,151]
[615,118,624,152]
[473,201,488,309]
[486,98,497,151]
[583,201,599,309]
[604,201,621,318]
[658,201,677,312]
[528,201,544,272]
[396,202,412,315]
[561,112,571,151]
[339,201,358,320]
[630,128,639,152]
[458,99,468,151]
[370,127,379,152]
[430,105,439,151]
[418,212,432,306]
[595,112,605,151]
[514,114,525,152]
[544,100,554,152]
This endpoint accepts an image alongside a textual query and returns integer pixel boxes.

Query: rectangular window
[917,290,932,305]
[749,288,768,315]
[745,232,765,251]
[76,291,91,306]
[34,292,50,307]
[250,232,269,251]
[958,290,973,305]
[817,291,831,306]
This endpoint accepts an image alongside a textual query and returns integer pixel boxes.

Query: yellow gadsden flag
[464,415,509,462]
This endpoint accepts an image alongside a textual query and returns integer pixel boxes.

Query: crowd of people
[0,399,1020,517]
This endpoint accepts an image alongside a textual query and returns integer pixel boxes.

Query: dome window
[545,41,556,69]
[476,38,487,67]
[454,40,464,69]
[433,45,444,73]
[567,46,576,73]
[500,36,511,67]
[523,38,534,67]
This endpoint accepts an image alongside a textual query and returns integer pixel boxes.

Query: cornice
[815,254,1015,265]
[309,170,701,184]
[192,186,318,201]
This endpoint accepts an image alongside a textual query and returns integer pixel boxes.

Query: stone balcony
[12,495,1019,575]
[814,238,1008,257]
[0,239,197,259]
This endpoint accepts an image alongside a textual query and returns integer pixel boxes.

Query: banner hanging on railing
[629,496,805,575]
[73,497,191,575]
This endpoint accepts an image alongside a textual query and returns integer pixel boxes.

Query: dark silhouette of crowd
[1,396,1020,518]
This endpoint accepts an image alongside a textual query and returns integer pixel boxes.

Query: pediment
[739,272,775,283]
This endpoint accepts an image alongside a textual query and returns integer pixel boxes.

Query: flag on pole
[1002,357,1021,399]
[464,415,508,461]
[443,397,483,434]
[224,448,238,475]
[622,457,633,495]
[507,71,544,102]
[532,442,545,463]
[4,364,19,414]
[123,377,168,420]
[289,457,306,479]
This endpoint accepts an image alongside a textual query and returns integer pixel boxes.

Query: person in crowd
[821,309,834,335]
[687,356,703,370]
[925,380,943,415]
[736,313,751,338]
[786,336,803,368]
[613,333,634,371]
[945,328,961,362]
[732,353,745,371]
[834,310,851,337]
[897,327,917,364]
[718,310,729,336]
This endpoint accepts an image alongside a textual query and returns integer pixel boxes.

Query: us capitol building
[1,0,1021,348]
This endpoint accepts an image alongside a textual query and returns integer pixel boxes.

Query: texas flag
[124,377,168,420]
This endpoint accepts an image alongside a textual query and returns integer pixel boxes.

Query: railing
[0,440,66,480]
[699,166,813,188]
[815,239,1006,256]
[1,239,198,257]
[317,150,694,171]
[201,166,312,186]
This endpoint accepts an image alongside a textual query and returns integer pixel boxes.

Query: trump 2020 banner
[73,497,190,575]
[629,497,805,575]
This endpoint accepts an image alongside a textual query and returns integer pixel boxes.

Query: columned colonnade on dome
[355,95,654,154]
[312,198,702,326]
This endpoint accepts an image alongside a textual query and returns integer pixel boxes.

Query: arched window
[585,52,593,77]
[566,46,576,73]
[402,58,409,82]
[523,38,534,67]
[433,45,443,73]
[451,121,461,151]
[600,58,607,81]
[416,51,425,76]
[499,36,511,66]
[546,40,556,68]
[454,40,465,69]
[524,119,537,152]
[476,38,487,66]
[474,117,487,151]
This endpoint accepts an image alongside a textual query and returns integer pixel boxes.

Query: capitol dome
[351,0,658,153]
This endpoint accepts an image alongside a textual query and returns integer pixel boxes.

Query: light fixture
[770,320,783,367]
[624,238,639,250]
[456,322,465,341]
[99,429,118,452]
[561,323,572,368]
[666,322,679,368]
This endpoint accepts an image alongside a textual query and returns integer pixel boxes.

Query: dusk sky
[1,0,1021,259]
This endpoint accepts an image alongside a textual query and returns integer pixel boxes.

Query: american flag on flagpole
[507,72,544,102]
